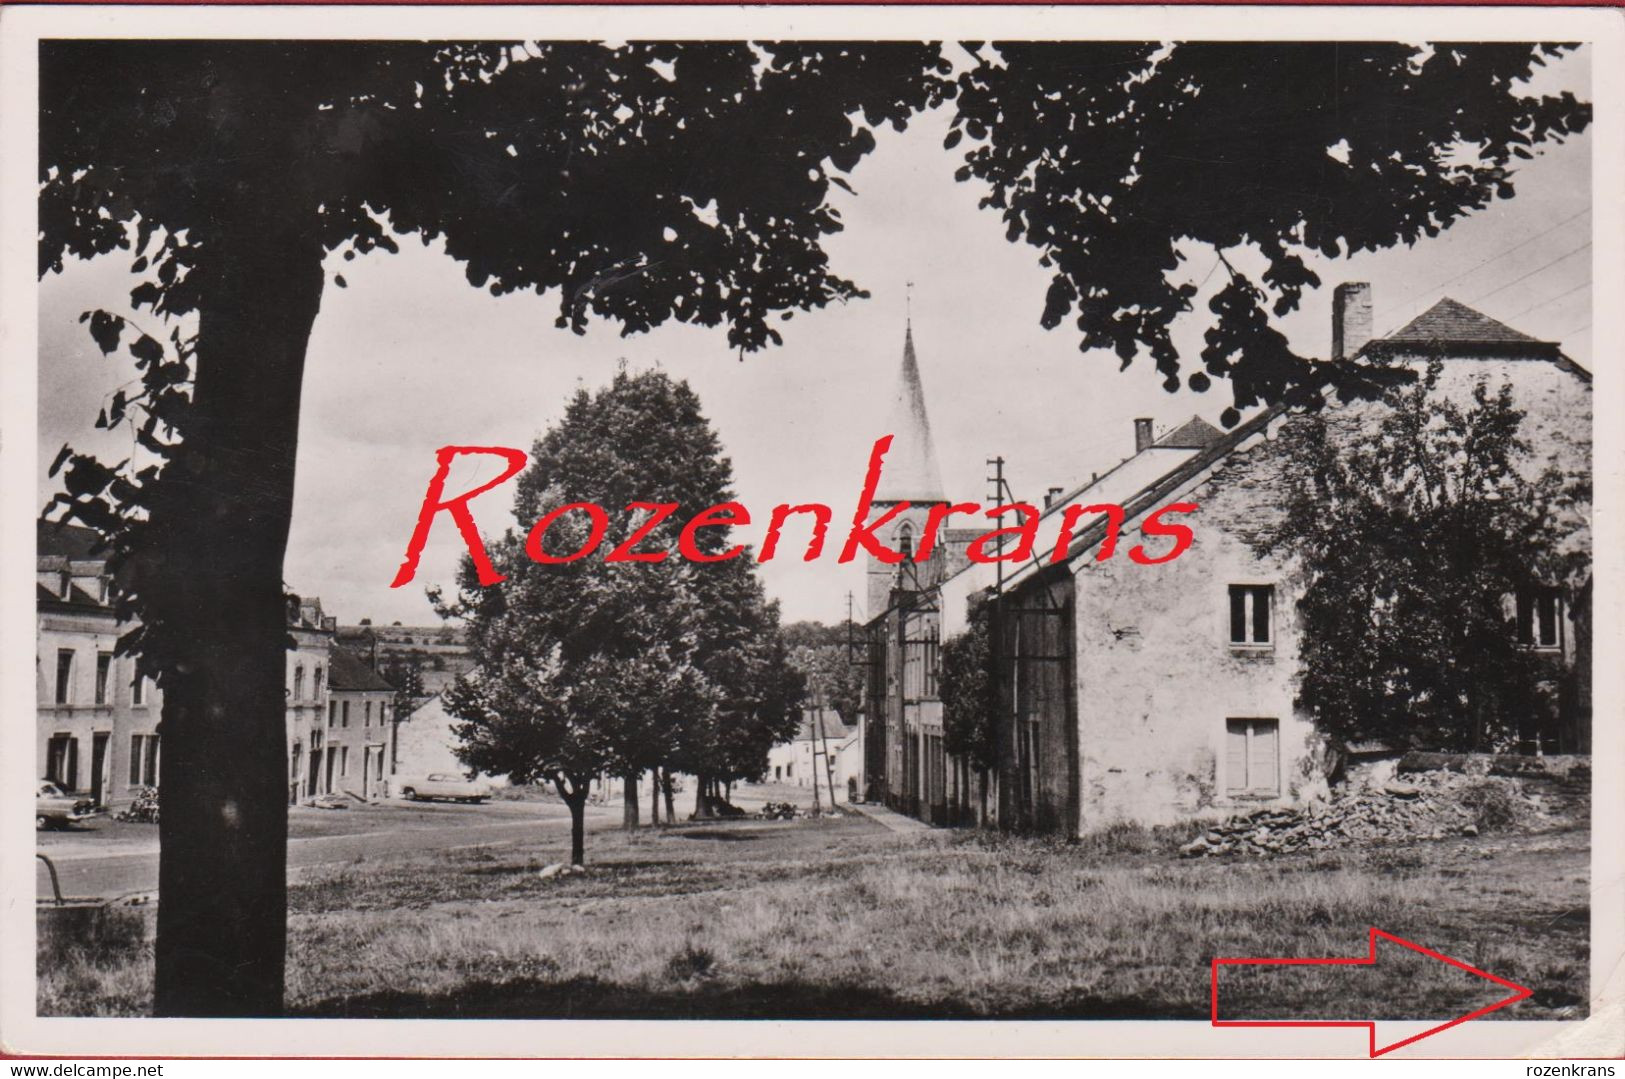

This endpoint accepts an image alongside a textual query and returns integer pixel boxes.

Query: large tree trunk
[693,772,711,819]
[649,769,661,826]
[554,775,589,866]
[622,772,639,830]
[661,769,676,823]
[152,203,326,1016]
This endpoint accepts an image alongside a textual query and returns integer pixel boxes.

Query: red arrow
[1211,927,1533,1057]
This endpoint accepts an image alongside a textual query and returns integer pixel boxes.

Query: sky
[37,44,1593,628]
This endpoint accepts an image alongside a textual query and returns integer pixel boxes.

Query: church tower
[866,321,950,618]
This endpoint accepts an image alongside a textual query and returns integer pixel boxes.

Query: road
[35,798,621,901]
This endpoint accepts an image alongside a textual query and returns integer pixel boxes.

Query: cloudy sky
[38,44,1592,628]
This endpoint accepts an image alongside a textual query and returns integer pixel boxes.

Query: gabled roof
[874,324,948,504]
[1365,297,1565,363]
[1386,298,1539,345]
[1155,415,1225,449]
[327,646,394,692]
[1363,296,1589,379]
[796,710,855,742]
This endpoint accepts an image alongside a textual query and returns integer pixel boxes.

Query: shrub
[665,941,717,982]
[1456,779,1526,833]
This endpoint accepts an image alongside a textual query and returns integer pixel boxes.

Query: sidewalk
[845,800,938,835]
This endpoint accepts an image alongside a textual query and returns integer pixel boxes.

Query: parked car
[36,781,102,830]
[397,773,491,804]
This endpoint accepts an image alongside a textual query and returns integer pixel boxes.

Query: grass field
[38,809,1588,1021]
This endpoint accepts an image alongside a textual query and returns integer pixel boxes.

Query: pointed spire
[875,320,947,505]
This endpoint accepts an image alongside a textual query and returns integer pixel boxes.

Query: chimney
[1332,282,1373,360]
[1133,418,1155,453]
[1044,486,1065,508]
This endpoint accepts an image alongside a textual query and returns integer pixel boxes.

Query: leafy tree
[438,369,799,853]
[782,620,865,725]
[670,562,805,815]
[1264,360,1590,752]
[39,40,942,1015]
[940,607,998,813]
[950,43,1590,422]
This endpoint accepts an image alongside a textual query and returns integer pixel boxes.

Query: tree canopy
[440,370,801,859]
[949,42,1589,420]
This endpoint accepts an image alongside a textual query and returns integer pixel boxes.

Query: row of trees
[437,370,804,865]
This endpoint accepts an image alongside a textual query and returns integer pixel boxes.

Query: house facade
[35,521,159,809]
[313,647,397,801]
[36,522,402,810]
[764,708,863,802]
[864,284,1592,835]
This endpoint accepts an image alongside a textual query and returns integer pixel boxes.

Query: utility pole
[986,455,1014,830]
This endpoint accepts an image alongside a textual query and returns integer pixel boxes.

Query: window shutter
[1225,720,1248,792]
[1248,721,1279,794]
[1229,589,1247,643]
[1252,590,1270,643]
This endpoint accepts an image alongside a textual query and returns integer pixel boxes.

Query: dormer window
[60,572,71,600]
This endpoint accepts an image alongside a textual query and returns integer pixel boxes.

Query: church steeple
[874,322,947,506]
[866,319,950,618]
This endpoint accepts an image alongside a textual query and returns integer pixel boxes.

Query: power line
[1376,208,1593,335]
[1467,241,1591,305]
[1502,278,1590,325]
[1400,206,1590,302]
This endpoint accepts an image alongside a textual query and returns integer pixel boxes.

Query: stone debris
[537,863,587,879]
[1177,768,1551,858]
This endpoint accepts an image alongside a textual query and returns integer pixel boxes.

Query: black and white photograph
[3,3,1621,1061]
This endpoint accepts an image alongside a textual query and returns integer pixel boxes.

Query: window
[129,733,159,786]
[1517,587,1564,650]
[55,650,74,704]
[897,523,915,560]
[48,734,78,789]
[1225,719,1280,796]
[313,666,324,696]
[293,665,305,701]
[95,653,112,705]
[365,701,372,727]
[328,700,337,728]
[342,701,350,728]
[340,746,349,776]
[786,762,794,778]
[903,621,942,700]
[131,670,147,706]
[1229,585,1273,646]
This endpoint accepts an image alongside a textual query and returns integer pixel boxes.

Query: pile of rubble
[1178,765,1554,859]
